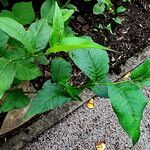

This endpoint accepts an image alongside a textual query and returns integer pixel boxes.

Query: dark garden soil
[70,1,150,74]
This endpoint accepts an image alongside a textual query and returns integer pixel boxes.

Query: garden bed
[0,0,150,149]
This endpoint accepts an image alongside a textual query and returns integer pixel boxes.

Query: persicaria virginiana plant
[0,0,150,145]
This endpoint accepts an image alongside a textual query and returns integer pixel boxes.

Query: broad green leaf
[0,2,35,25]
[117,6,126,13]
[113,17,123,24]
[34,53,49,65]
[0,46,6,56]
[108,83,148,144]
[0,17,35,52]
[0,10,16,19]
[61,9,74,22]
[98,0,114,14]
[26,30,36,51]
[0,29,9,47]
[2,47,27,60]
[24,80,71,118]
[29,19,50,51]
[98,0,113,7]
[15,60,41,80]
[41,0,55,24]
[47,36,109,53]
[12,2,35,25]
[131,59,150,87]
[7,38,23,48]
[12,78,22,86]
[51,58,72,83]
[70,47,109,98]
[70,48,109,81]
[50,2,64,47]
[64,26,76,37]
[93,3,105,15]
[0,57,16,99]
[0,89,30,113]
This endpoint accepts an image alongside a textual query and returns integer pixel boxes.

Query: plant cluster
[83,0,130,33]
[0,0,150,146]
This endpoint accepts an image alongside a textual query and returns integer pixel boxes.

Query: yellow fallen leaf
[87,98,94,109]
[123,72,131,80]
[96,142,106,150]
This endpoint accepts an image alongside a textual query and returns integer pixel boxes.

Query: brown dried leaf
[0,105,30,135]
[0,81,36,135]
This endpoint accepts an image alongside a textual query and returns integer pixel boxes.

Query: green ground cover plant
[0,0,150,146]
[85,0,129,33]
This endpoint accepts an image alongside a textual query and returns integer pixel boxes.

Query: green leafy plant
[0,1,35,25]
[93,0,127,15]
[0,0,108,112]
[91,0,128,34]
[0,0,149,146]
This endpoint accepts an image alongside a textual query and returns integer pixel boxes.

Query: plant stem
[79,80,131,89]
[62,0,71,8]
[113,80,131,85]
